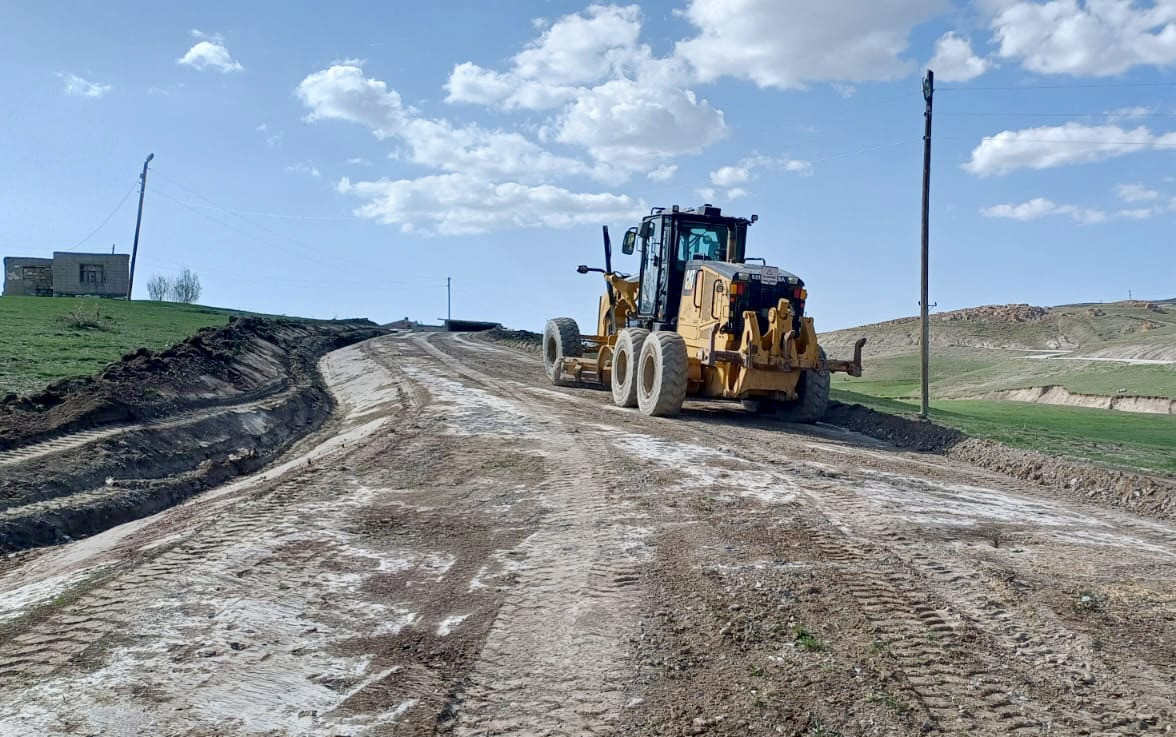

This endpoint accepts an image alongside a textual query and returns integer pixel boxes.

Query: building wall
[2,257,53,297]
[50,252,130,297]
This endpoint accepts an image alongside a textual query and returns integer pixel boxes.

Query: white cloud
[445,7,727,174]
[676,0,945,88]
[1108,106,1154,120]
[695,187,717,201]
[1115,182,1160,202]
[553,59,727,171]
[335,174,643,236]
[58,73,111,98]
[991,0,1176,76]
[286,161,320,177]
[928,32,990,81]
[647,164,677,181]
[298,65,597,183]
[726,187,749,200]
[446,4,643,110]
[344,157,372,166]
[178,40,243,73]
[1117,206,1161,219]
[709,154,811,188]
[963,123,1176,176]
[981,197,1106,224]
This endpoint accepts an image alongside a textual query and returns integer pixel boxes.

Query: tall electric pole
[128,152,154,300]
[919,71,934,419]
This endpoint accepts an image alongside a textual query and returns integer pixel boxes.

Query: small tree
[172,268,202,304]
[146,273,172,301]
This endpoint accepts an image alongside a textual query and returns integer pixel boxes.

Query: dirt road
[0,332,1172,736]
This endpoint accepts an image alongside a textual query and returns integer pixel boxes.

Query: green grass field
[0,296,244,396]
[831,388,1176,476]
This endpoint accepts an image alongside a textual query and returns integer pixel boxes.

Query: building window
[80,264,105,285]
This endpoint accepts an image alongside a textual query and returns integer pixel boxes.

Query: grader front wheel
[611,327,649,408]
[775,347,830,423]
[636,332,687,417]
[543,317,582,387]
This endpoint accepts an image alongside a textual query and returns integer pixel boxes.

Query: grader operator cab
[543,204,865,422]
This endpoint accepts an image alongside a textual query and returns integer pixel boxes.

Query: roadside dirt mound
[825,400,1176,519]
[0,317,385,550]
[479,326,541,354]
[979,385,1176,414]
[937,303,1050,323]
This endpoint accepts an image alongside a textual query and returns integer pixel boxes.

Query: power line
[66,181,138,250]
[952,136,1176,147]
[939,81,1176,91]
[151,172,355,221]
[940,111,1176,118]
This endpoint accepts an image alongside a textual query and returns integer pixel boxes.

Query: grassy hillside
[832,389,1176,476]
[824,299,1176,400]
[0,296,244,396]
[823,299,1176,476]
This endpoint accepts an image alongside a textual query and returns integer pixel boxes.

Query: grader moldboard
[543,204,866,421]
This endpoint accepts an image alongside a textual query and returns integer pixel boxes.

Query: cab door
[637,216,665,318]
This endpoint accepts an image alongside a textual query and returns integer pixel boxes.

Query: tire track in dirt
[466,334,1175,734]
[386,333,651,736]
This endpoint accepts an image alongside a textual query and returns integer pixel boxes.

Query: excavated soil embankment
[0,317,385,551]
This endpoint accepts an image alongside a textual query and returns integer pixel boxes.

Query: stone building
[3,252,131,298]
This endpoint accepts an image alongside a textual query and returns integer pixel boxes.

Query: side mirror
[576,265,590,274]
[622,229,637,255]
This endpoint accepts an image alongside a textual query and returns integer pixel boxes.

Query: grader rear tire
[776,348,830,423]
[543,317,582,387]
[636,332,688,417]
[610,328,649,408]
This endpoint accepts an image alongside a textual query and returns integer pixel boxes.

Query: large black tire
[611,328,649,407]
[776,347,830,423]
[543,317,582,387]
[636,332,688,417]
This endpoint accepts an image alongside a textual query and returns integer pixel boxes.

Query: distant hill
[821,299,1176,406]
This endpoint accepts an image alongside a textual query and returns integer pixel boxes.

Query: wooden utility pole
[128,153,154,300]
[919,71,934,419]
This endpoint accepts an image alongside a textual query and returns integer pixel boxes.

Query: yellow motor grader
[543,204,865,421]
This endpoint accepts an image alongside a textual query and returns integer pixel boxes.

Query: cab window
[677,223,728,262]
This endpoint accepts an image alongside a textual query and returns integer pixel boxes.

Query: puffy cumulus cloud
[58,73,111,98]
[675,0,945,88]
[297,65,404,135]
[445,4,642,109]
[553,58,727,171]
[335,174,643,236]
[1115,182,1160,202]
[981,197,1106,224]
[297,65,596,183]
[178,40,243,73]
[963,123,1176,176]
[991,0,1176,76]
[446,8,727,174]
[927,32,990,81]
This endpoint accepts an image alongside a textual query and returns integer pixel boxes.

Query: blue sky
[3,0,1175,331]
